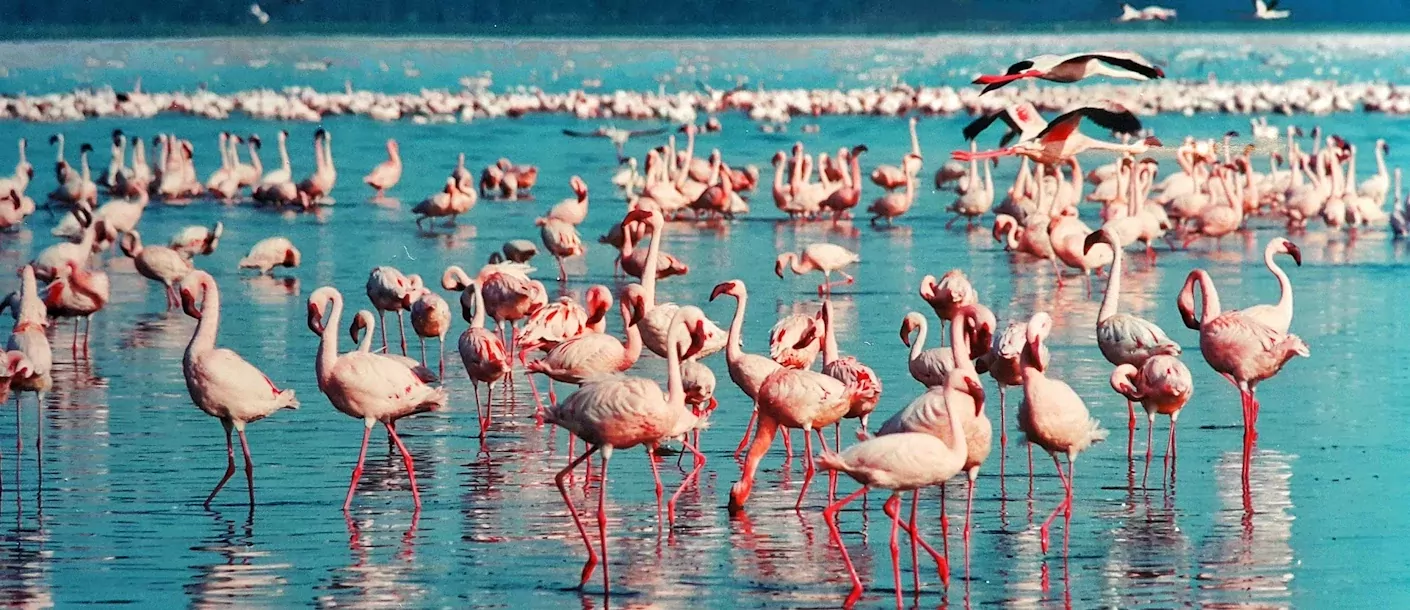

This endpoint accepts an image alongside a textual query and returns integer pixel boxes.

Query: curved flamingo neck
[278,136,291,174]
[470,281,488,329]
[664,320,686,409]
[848,152,862,189]
[725,291,747,364]
[1181,270,1221,328]
[640,221,663,307]
[189,277,223,357]
[620,300,643,368]
[907,317,926,366]
[1265,245,1294,323]
[356,313,374,352]
[785,253,809,275]
[248,140,263,175]
[949,310,971,367]
[1097,235,1122,323]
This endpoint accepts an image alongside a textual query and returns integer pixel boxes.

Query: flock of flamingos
[0,50,1389,607]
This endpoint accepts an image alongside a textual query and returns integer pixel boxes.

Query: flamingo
[170,221,223,258]
[866,167,916,225]
[1110,355,1193,486]
[366,266,421,356]
[363,138,401,198]
[624,209,728,359]
[536,216,586,282]
[5,266,52,449]
[120,230,193,310]
[819,299,883,439]
[1083,228,1182,445]
[546,176,589,225]
[443,258,546,374]
[347,311,438,383]
[409,285,452,377]
[413,178,472,229]
[775,243,860,296]
[952,105,1159,166]
[709,280,785,459]
[237,237,301,276]
[919,270,978,341]
[502,239,538,264]
[973,51,1164,93]
[524,284,645,407]
[178,271,299,508]
[900,312,955,388]
[618,217,689,280]
[961,102,1049,148]
[975,321,1025,459]
[820,145,866,220]
[768,312,823,370]
[297,129,336,204]
[946,143,994,229]
[451,280,510,436]
[545,306,708,592]
[870,117,921,190]
[1177,258,1308,494]
[1240,237,1301,335]
[307,286,448,510]
[42,261,109,356]
[32,204,97,281]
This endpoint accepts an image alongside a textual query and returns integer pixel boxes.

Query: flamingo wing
[961,110,1006,142]
[626,127,669,138]
[1038,105,1143,143]
[1080,52,1165,79]
[1097,313,1180,365]
[561,129,607,139]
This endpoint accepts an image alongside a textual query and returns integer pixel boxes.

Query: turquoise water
[0,36,1406,608]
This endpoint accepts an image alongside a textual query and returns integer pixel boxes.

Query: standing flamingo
[42,261,109,356]
[366,266,418,356]
[775,243,860,296]
[819,299,883,439]
[307,286,448,510]
[536,216,586,282]
[348,311,438,383]
[6,266,52,451]
[121,230,192,310]
[709,280,785,459]
[624,209,728,358]
[524,285,645,407]
[409,285,452,377]
[1110,355,1193,485]
[545,307,708,592]
[178,271,299,508]
[768,312,823,370]
[900,312,955,388]
[1018,312,1109,552]
[453,280,510,437]
[919,270,978,343]
[363,139,401,198]
[547,176,590,225]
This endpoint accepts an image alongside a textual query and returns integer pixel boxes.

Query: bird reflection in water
[0,503,53,609]
[728,507,863,608]
[1195,450,1295,608]
[1097,484,1192,608]
[185,510,290,609]
[120,310,190,352]
[426,224,478,249]
[242,275,300,303]
[321,510,424,608]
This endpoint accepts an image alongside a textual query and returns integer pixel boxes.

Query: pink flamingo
[42,261,109,356]
[624,209,728,359]
[900,312,955,387]
[919,270,978,343]
[951,105,1159,166]
[409,286,452,377]
[536,216,585,282]
[1110,355,1193,485]
[1176,250,1308,492]
[973,51,1164,93]
[1084,228,1181,450]
[821,145,866,221]
[618,217,689,280]
[366,266,418,356]
[179,271,299,507]
[444,256,547,368]
[878,306,990,546]
[775,243,860,296]
[516,286,612,406]
[768,312,822,370]
[1018,312,1109,552]
[308,286,448,510]
[1239,238,1300,335]
[819,299,883,439]
[348,311,437,383]
[547,176,590,225]
[819,421,970,607]
[976,322,1026,461]
[709,280,785,460]
[120,229,192,310]
[169,221,222,258]
[730,328,880,512]
[363,138,401,198]
[237,237,301,276]
[452,280,510,436]
[524,285,645,406]
[545,307,708,592]
[5,266,52,445]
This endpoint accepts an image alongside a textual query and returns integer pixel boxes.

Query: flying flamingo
[1110,355,1193,486]
[545,307,708,593]
[120,230,192,310]
[1176,246,1308,493]
[178,271,299,508]
[768,312,823,370]
[1083,229,1182,451]
[709,280,785,460]
[366,266,419,356]
[951,105,1159,166]
[237,237,301,276]
[363,138,401,198]
[819,419,970,607]
[972,51,1164,94]
[775,243,860,296]
[450,280,510,436]
[879,306,990,548]
[819,299,883,440]
[307,286,448,510]
[1018,312,1109,552]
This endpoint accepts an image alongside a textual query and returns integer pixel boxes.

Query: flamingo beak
[899,318,915,347]
[349,316,364,342]
[622,209,653,226]
[792,325,819,350]
[182,289,202,320]
[307,302,323,334]
[966,376,986,411]
[683,320,707,360]
[628,298,645,327]
[1285,242,1303,266]
[773,259,785,279]
[709,282,731,302]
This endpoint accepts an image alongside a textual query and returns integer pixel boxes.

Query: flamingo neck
[248,141,262,175]
[1265,246,1294,323]
[276,137,290,173]
[357,314,374,352]
[907,317,926,366]
[470,282,488,329]
[189,278,222,357]
[315,292,341,387]
[1376,143,1388,177]
[908,120,920,156]
[848,153,862,188]
[787,253,809,276]
[15,273,44,326]
[664,321,685,409]
[620,299,643,368]
[1097,236,1122,323]
[950,310,971,365]
[725,292,747,364]
[640,224,662,307]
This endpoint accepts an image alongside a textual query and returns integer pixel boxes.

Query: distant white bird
[250,3,270,24]
[1253,0,1289,19]
[1117,4,1177,21]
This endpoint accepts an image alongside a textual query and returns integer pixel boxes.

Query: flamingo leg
[822,486,869,608]
[419,337,428,368]
[385,421,421,509]
[887,493,904,608]
[998,386,1008,448]
[554,444,600,588]
[396,311,408,356]
[782,428,794,461]
[343,420,373,511]
[1142,411,1156,488]
[795,427,815,510]
[597,451,612,595]
[647,446,665,520]
[484,383,496,434]
[734,407,758,460]
[473,382,485,438]
[1038,453,1071,553]
[965,472,976,544]
[204,419,236,508]
[236,425,255,507]
[438,337,445,380]
[379,310,389,353]
[1127,399,1136,460]
[909,490,921,594]
[728,415,778,514]
[669,439,707,526]
[1166,414,1179,480]
[940,483,950,560]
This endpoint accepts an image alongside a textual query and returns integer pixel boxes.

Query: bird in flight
[1253,0,1290,19]
[562,126,670,162]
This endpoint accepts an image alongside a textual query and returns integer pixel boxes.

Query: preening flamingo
[409,286,452,377]
[307,286,448,510]
[348,311,438,383]
[179,271,299,508]
[170,221,223,258]
[819,299,883,438]
[524,284,645,407]
[545,306,708,592]
[237,237,301,276]
[1018,312,1109,552]
[1110,355,1193,485]
[121,230,193,310]
[768,311,823,370]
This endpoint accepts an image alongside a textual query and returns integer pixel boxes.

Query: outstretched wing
[562,129,605,138]
[961,111,1004,142]
[627,127,669,138]
[1038,104,1142,141]
[1074,52,1164,79]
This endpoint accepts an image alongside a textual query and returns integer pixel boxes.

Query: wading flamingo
[363,138,401,198]
[775,243,860,296]
[709,280,784,459]
[1110,355,1193,486]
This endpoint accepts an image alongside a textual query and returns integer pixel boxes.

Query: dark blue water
[0,35,1405,609]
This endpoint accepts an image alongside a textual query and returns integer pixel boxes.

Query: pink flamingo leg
[597,451,612,594]
[1166,416,1178,480]
[1038,454,1072,553]
[1240,387,1255,489]
[950,147,1015,162]
[890,490,949,587]
[887,494,904,608]
[473,383,485,437]
[940,483,950,560]
[1127,400,1137,459]
[669,440,707,525]
[729,415,778,513]
[1142,412,1155,488]
[237,427,255,507]
[734,409,758,460]
[396,311,409,356]
[909,491,921,593]
[342,423,372,511]
[385,422,421,509]
[795,427,816,510]
[964,474,976,544]
[647,446,665,519]
[823,486,869,608]
[204,420,236,508]
[484,383,495,433]
[378,310,389,353]
[438,337,445,379]
[818,428,837,500]
[782,428,794,462]
[554,444,600,588]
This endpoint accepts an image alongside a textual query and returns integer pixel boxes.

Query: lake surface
[0,34,1405,609]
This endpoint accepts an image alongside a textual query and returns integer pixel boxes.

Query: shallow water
[0,35,1407,609]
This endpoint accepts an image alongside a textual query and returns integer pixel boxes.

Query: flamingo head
[771,151,786,166]
[682,318,708,361]
[584,285,613,325]
[79,143,93,155]
[178,273,209,321]
[621,208,659,231]
[307,286,339,335]
[962,303,997,360]
[48,135,59,146]
[773,254,789,279]
[961,372,986,415]
[1024,312,1053,370]
[248,134,262,149]
[899,312,924,347]
[917,274,940,301]
[1082,229,1113,256]
[621,284,647,327]
[1272,237,1302,266]
[349,310,369,344]
[709,280,742,302]
[1108,364,1142,401]
[283,247,301,268]
[570,176,588,200]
